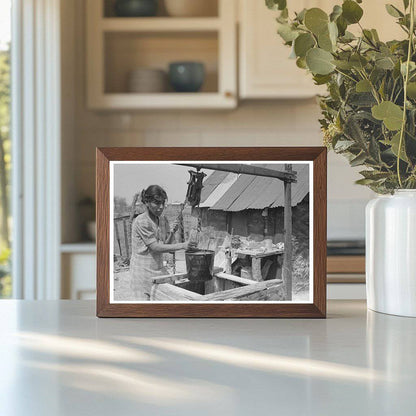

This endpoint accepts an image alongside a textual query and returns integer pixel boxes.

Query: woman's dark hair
[141,185,168,204]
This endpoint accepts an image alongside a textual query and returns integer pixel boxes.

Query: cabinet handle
[225,91,234,98]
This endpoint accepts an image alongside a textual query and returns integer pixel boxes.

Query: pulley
[186,169,206,207]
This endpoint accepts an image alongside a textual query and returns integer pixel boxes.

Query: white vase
[366,190,416,317]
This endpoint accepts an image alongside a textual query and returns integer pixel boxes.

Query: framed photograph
[96,147,327,318]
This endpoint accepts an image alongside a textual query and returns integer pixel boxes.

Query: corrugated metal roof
[202,163,309,211]
[199,170,229,204]
[199,173,238,208]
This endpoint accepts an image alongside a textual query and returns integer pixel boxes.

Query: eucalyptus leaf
[385,4,404,18]
[382,132,409,161]
[356,79,372,92]
[350,152,368,166]
[304,8,329,35]
[306,48,335,75]
[342,0,364,24]
[294,33,315,57]
[318,31,334,52]
[266,0,287,11]
[277,23,299,42]
[336,15,348,36]
[333,59,353,70]
[371,29,380,42]
[296,57,307,69]
[313,74,332,85]
[372,101,404,130]
[407,82,416,99]
[295,8,307,22]
[375,56,396,70]
[330,5,343,22]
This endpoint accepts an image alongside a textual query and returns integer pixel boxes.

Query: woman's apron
[130,215,169,300]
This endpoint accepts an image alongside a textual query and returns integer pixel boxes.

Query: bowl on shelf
[114,0,158,17]
[127,68,167,93]
[164,0,217,17]
[168,62,205,92]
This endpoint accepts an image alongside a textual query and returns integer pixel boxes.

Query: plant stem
[398,0,415,188]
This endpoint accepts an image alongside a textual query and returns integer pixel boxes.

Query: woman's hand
[183,240,198,250]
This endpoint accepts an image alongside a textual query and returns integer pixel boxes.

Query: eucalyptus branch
[397,0,415,187]
[334,68,358,83]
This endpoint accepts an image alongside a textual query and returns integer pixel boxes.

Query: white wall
[61,0,374,244]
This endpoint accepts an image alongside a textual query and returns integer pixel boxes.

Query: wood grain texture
[96,147,327,318]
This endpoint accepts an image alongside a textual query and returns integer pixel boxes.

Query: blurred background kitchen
[1,0,403,301]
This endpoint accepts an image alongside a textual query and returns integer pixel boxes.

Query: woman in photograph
[130,185,196,300]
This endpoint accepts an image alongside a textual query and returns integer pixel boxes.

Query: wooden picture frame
[97,147,327,318]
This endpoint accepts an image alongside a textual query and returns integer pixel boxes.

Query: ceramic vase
[366,190,416,317]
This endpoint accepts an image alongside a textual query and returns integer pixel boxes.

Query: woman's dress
[129,211,169,300]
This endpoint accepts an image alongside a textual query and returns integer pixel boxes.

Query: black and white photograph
[110,161,313,303]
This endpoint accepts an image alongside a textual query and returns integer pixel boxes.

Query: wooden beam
[283,164,293,301]
[202,279,284,301]
[214,272,257,286]
[150,283,204,301]
[177,163,297,183]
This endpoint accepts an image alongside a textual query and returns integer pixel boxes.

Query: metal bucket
[185,250,215,282]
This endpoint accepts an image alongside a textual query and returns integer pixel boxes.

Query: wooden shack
[195,163,310,245]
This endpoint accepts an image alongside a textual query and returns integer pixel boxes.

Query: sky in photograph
[0,0,11,50]
[113,163,210,204]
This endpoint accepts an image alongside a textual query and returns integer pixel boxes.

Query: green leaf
[277,23,299,42]
[371,29,380,42]
[350,53,368,69]
[356,79,372,92]
[336,15,348,36]
[385,4,404,18]
[403,0,410,10]
[304,8,329,35]
[372,101,404,130]
[294,33,315,57]
[350,152,368,167]
[313,74,332,85]
[318,31,334,52]
[375,56,395,70]
[407,82,416,99]
[333,59,353,70]
[342,0,363,24]
[401,61,416,77]
[266,0,287,11]
[295,8,307,22]
[359,170,391,180]
[334,139,356,152]
[339,31,356,42]
[306,48,335,75]
[382,132,409,162]
[296,57,307,69]
[330,5,343,22]
[355,178,377,185]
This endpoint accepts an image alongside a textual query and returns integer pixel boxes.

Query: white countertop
[0,300,415,415]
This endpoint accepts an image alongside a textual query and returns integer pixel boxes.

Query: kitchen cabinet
[239,0,325,99]
[238,0,405,99]
[86,0,237,109]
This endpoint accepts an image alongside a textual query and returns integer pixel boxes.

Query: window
[0,0,11,298]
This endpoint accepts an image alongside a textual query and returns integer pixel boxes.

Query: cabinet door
[239,0,322,99]
[239,0,404,99]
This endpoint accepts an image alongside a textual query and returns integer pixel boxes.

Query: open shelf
[103,0,219,18]
[86,0,236,109]
[104,31,218,94]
